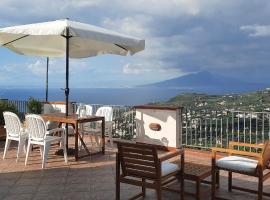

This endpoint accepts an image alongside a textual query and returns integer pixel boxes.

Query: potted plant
[0,100,18,139]
[27,97,42,114]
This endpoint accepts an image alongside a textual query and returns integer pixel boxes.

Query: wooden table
[173,161,212,200]
[41,113,105,161]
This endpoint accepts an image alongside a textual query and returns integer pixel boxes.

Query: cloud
[240,24,270,37]
[123,60,184,77]
[27,60,46,75]
[2,0,270,87]
[123,63,151,74]
[102,16,152,38]
[68,0,103,8]
[112,0,201,17]
[25,58,91,76]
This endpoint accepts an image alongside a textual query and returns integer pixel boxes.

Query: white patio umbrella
[0,19,145,151]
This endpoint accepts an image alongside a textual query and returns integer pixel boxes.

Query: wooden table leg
[75,122,78,161]
[196,179,201,200]
[102,118,105,154]
[181,151,185,200]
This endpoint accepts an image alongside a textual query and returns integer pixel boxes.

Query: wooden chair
[116,142,184,200]
[211,141,270,200]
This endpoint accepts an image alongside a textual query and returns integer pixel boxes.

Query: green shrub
[0,100,18,126]
[27,97,42,114]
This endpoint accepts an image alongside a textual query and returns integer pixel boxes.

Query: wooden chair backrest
[262,140,270,168]
[117,142,159,180]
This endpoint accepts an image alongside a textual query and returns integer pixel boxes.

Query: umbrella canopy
[0,19,145,58]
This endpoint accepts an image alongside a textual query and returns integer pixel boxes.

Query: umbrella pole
[45,57,49,102]
[65,28,70,151]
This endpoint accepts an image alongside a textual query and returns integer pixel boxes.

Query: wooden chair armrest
[159,148,184,162]
[229,141,264,149]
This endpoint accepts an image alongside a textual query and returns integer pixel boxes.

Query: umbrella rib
[114,44,128,52]
[2,35,29,46]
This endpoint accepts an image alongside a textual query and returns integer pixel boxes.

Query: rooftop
[0,140,269,200]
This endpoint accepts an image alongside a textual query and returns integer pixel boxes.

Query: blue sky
[1,0,270,88]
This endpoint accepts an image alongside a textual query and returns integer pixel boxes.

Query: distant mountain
[139,71,269,94]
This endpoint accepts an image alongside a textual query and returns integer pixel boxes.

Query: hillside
[157,89,270,112]
[140,71,268,94]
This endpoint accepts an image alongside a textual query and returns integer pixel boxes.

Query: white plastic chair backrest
[96,106,113,121]
[76,105,83,115]
[3,111,22,137]
[76,104,93,117]
[85,105,93,116]
[26,114,47,141]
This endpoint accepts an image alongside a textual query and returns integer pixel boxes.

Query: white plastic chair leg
[62,137,68,163]
[25,142,31,166]
[109,133,114,148]
[3,138,11,159]
[39,146,43,158]
[94,134,101,147]
[42,143,50,169]
[89,134,94,147]
[16,138,25,162]
[23,139,27,153]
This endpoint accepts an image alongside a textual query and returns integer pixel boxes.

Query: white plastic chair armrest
[47,128,65,135]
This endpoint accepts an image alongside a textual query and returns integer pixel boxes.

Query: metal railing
[182,108,270,149]
[2,99,270,148]
[74,103,135,139]
[0,99,136,139]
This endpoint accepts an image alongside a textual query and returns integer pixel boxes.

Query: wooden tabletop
[41,113,104,124]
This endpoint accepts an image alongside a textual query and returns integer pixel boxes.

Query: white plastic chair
[135,119,145,139]
[76,104,93,117]
[76,104,93,148]
[92,106,114,148]
[3,111,27,162]
[25,114,67,169]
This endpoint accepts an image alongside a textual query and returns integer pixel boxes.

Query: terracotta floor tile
[33,193,62,200]
[64,183,91,192]
[62,191,93,200]
[8,185,38,194]
[37,184,65,193]
[3,193,34,200]
[40,177,66,185]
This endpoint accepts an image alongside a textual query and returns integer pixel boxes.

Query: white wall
[135,107,182,148]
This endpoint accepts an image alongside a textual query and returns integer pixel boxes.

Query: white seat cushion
[162,162,179,176]
[216,156,258,173]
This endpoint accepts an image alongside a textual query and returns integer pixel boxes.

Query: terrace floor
[0,139,270,200]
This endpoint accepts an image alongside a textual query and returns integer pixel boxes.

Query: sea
[0,88,183,106]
